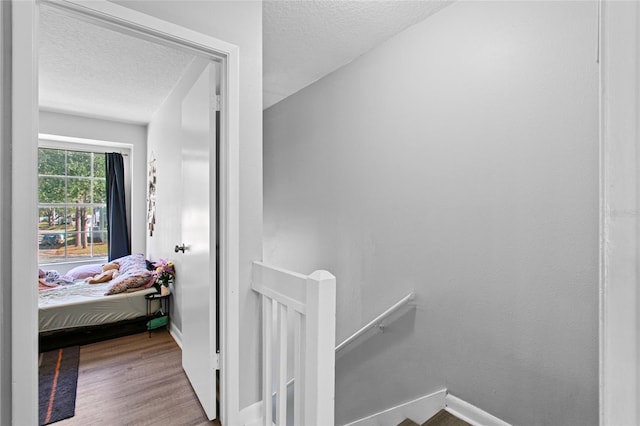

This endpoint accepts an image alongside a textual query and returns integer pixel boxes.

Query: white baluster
[277,303,288,426]
[251,262,336,426]
[293,311,305,426]
[262,296,273,426]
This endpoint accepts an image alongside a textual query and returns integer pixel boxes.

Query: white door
[180,64,217,420]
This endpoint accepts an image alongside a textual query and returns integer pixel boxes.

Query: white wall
[39,110,147,258]
[0,1,11,424]
[145,57,209,335]
[600,2,640,424]
[264,2,598,425]
[111,0,264,409]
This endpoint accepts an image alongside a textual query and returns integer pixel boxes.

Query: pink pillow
[62,263,104,281]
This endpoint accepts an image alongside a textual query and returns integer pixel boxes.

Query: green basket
[147,315,168,330]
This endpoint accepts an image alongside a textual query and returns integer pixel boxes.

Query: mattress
[39,281,159,332]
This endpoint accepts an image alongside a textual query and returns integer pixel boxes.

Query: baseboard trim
[343,389,446,426]
[241,390,510,426]
[445,393,511,426]
[240,400,264,426]
[169,322,183,349]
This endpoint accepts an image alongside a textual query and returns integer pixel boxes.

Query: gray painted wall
[0,1,11,424]
[263,2,599,425]
[39,110,147,145]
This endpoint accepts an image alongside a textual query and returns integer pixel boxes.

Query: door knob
[175,244,186,253]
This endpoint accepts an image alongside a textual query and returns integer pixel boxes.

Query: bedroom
[6,0,262,423]
[35,2,222,422]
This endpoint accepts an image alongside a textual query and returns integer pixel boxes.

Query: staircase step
[397,409,472,426]
[422,409,471,426]
[397,419,420,426]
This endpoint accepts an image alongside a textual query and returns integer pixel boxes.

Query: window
[38,147,108,263]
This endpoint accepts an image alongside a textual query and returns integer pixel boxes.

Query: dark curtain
[106,153,130,261]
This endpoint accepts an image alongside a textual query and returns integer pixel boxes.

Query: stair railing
[251,261,336,426]
[335,291,415,358]
[270,290,417,402]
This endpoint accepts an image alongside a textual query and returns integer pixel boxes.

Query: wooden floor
[56,329,220,426]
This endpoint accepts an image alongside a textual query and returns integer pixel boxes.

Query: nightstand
[145,292,171,336]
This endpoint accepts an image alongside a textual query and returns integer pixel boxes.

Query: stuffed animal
[85,261,120,284]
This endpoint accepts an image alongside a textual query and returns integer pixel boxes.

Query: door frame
[11,1,241,424]
[599,1,640,425]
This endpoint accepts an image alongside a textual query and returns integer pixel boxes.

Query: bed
[39,280,159,332]
[38,253,162,350]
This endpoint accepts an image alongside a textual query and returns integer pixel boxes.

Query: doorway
[11,1,241,424]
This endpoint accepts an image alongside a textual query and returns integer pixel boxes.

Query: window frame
[38,135,131,269]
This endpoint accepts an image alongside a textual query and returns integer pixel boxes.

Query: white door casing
[599,1,640,425]
[180,64,217,421]
[11,1,241,424]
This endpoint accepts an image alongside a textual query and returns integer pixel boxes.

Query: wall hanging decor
[147,153,157,236]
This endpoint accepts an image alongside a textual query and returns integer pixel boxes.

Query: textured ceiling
[263,0,452,109]
[39,6,197,124]
[40,2,451,120]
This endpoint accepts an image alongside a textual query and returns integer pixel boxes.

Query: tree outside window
[38,147,108,263]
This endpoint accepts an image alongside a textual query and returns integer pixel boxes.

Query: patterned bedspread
[39,281,120,307]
